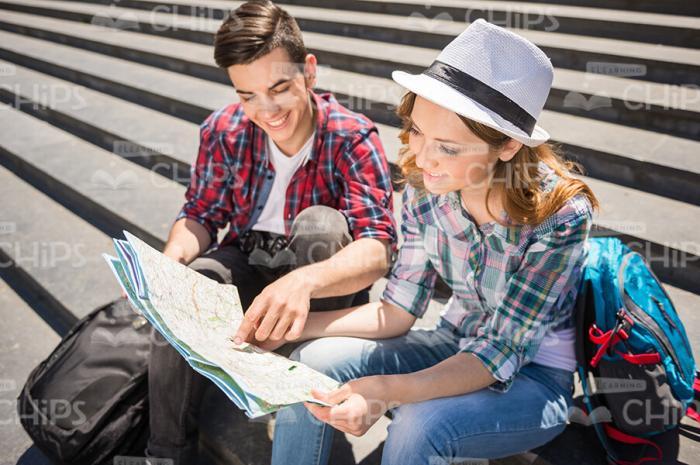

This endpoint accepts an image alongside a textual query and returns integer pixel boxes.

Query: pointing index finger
[234,305,263,344]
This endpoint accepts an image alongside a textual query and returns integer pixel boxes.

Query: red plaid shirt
[177,91,397,248]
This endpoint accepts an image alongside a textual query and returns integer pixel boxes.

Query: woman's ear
[498,138,523,162]
[303,53,318,89]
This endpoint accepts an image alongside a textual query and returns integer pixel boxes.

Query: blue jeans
[271,325,575,465]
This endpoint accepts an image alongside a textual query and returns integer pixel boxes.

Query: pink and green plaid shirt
[382,162,593,393]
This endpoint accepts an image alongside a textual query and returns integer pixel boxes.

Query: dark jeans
[147,206,369,464]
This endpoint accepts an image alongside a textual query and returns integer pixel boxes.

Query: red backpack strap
[686,371,700,424]
[602,424,662,465]
[688,408,700,423]
[614,351,661,365]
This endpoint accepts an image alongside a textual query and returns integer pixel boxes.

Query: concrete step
[0,278,60,465]
[573,177,700,294]
[271,0,700,46]
[0,22,404,158]
[274,0,700,19]
[0,92,185,249]
[1,20,699,212]
[487,0,700,17]
[0,52,200,184]
[2,57,700,294]
[1,0,699,87]
[667,285,700,360]
[99,0,700,48]
[2,6,699,144]
[3,8,700,144]
[0,161,119,323]
[0,29,231,126]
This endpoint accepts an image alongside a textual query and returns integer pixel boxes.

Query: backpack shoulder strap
[602,424,662,465]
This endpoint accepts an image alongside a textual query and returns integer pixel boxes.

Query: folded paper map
[103,231,339,418]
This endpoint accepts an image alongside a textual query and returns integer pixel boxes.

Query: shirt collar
[307,90,328,165]
[444,161,559,244]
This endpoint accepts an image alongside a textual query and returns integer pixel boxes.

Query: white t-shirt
[531,326,577,372]
[251,132,315,234]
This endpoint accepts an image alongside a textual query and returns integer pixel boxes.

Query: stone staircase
[0,1,699,464]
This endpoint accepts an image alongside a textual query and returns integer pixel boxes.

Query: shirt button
[267,175,273,180]
[258,206,263,210]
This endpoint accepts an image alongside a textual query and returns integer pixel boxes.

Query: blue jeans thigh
[382,363,574,464]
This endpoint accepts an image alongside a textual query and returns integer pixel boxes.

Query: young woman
[268,19,599,465]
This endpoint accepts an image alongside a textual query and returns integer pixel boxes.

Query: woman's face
[408,96,518,196]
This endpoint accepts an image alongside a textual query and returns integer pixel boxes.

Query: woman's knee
[383,403,446,463]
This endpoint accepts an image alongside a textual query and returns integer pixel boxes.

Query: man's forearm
[300,238,391,299]
[162,218,212,265]
[300,300,416,341]
[384,353,496,405]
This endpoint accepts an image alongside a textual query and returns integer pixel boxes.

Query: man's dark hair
[214,0,308,68]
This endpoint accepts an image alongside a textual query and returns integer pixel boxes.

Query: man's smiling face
[228,47,317,155]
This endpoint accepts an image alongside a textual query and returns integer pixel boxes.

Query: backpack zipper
[618,253,686,383]
[651,295,678,332]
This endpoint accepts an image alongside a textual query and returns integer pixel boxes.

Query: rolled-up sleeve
[335,127,397,249]
[176,121,234,244]
[381,186,437,318]
[460,202,592,392]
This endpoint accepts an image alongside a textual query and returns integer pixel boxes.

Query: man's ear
[303,53,318,89]
[498,138,523,162]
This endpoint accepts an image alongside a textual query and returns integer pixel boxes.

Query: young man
[146,1,396,463]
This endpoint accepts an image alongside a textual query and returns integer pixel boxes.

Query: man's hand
[304,376,393,437]
[233,270,312,344]
[252,337,287,352]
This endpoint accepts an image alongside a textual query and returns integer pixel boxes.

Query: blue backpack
[575,237,699,465]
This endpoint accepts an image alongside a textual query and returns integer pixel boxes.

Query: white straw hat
[392,19,554,147]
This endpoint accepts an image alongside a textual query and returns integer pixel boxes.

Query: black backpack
[17,299,151,465]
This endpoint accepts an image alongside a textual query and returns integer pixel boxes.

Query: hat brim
[392,70,549,147]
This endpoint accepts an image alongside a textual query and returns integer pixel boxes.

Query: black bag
[17,298,151,465]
